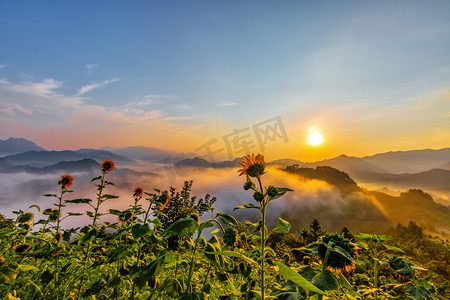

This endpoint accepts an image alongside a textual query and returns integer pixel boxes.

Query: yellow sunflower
[58,174,74,188]
[133,187,144,197]
[101,160,115,173]
[238,153,267,178]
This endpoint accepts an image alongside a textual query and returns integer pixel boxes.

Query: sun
[307,130,324,146]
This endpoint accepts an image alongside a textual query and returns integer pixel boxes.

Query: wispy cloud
[77,78,120,96]
[124,94,178,108]
[170,102,192,110]
[0,77,209,150]
[0,64,5,69]
[216,101,237,107]
[0,103,32,116]
[85,64,99,76]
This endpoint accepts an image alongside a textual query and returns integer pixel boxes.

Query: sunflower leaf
[234,204,260,211]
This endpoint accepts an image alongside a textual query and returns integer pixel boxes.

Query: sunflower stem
[257,176,266,300]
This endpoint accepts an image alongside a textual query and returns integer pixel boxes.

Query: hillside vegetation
[0,156,449,299]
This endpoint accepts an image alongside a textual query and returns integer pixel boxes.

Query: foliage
[0,157,448,299]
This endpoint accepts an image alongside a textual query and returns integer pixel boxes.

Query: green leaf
[18,264,40,272]
[131,224,150,239]
[199,221,214,232]
[109,209,121,215]
[275,262,325,295]
[101,194,119,200]
[138,255,165,278]
[215,212,238,226]
[91,176,102,182]
[42,194,58,198]
[65,198,92,204]
[404,282,432,299]
[67,212,83,216]
[271,217,291,234]
[86,211,94,218]
[0,266,18,284]
[207,251,257,265]
[312,270,339,291]
[234,203,260,211]
[107,245,129,263]
[162,217,197,238]
[28,204,40,212]
[356,233,392,243]
[210,228,220,234]
[268,187,293,202]
[384,245,404,253]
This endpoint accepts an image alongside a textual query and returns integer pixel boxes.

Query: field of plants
[0,155,449,299]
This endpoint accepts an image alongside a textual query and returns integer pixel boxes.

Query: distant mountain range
[0,158,100,174]
[0,137,448,194]
[2,150,133,167]
[0,138,46,155]
[101,146,180,162]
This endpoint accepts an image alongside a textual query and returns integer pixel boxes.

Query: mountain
[0,157,12,168]
[364,169,450,191]
[0,138,46,156]
[101,146,178,162]
[272,155,388,180]
[174,157,241,168]
[361,148,450,174]
[274,166,450,233]
[0,159,100,174]
[439,161,450,170]
[3,150,132,167]
[308,155,388,177]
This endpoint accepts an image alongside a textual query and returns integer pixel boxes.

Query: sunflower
[238,153,267,178]
[58,174,74,188]
[133,187,144,198]
[101,160,115,173]
[118,210,134,224]
[158,192,170,211]
[318,233,358,274]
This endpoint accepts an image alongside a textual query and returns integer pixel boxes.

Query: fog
[0,165,392,233]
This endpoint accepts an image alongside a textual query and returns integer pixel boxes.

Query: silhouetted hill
[0,159,100,174]
[4,150,132,167]
[0,157,12,167]
[273,155,388,180]
[74,149,133,164]
[0,138,46,156]
[174,157,241,168]
[309,155,388,177]
[366,169,450,191]
[101,146,178,162]
[277,166,450,234]
[439,161,450,170]
[284,165,359,193]
[361,148,450,173]
[363,189,450,232]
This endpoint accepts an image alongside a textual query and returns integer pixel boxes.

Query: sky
[0,0,449,161]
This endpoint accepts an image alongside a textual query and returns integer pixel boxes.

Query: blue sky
[0,1,449,160]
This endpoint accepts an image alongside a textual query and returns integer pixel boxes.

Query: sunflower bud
[253,191,264,202]
[243,181,253,191]
[267,186,278,197]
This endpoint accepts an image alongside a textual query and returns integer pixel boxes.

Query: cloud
[124,94,178,108]
[0,103,32,116]
[0,77,210,150]
[77,78,120,96]
[216,101,237,107]
[85,64,99,76]
[0,64,5,69]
